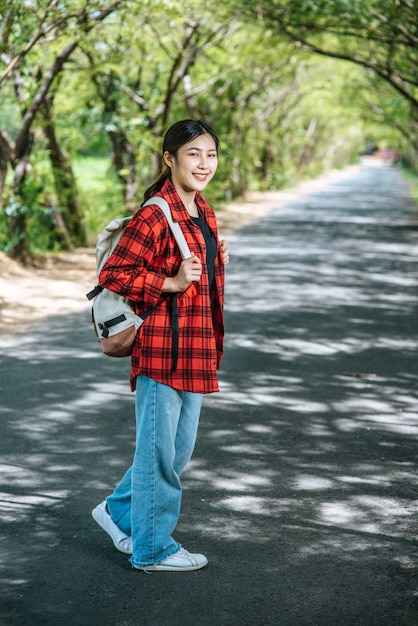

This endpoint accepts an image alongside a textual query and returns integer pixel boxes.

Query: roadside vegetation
[0,1,417,260]
[400,167,418,205]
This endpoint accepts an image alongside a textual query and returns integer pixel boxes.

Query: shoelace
[177,546,191,557]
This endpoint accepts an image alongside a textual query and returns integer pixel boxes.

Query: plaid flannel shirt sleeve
[98,213,166,308]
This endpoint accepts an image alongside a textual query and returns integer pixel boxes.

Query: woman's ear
[163,151,174,168]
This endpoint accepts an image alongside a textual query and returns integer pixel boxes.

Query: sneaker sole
[91,508,132,555]
[135,558,208,572]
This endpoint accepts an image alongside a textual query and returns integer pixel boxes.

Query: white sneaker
[92,501,132,554]
[134,546,208,572]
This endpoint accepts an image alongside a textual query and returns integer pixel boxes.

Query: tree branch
[13,1,123,157]
[0,1,122,88]
[0,128,15,163]
[398,0,414,9]
[120,84,148,110]
[14,41,78,158]
[292,38,418,109]
[0,0,68,88]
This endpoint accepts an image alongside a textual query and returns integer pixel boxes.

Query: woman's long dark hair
[143,119,219,202]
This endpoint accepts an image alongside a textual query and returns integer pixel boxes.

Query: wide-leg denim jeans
[106,375,203,567]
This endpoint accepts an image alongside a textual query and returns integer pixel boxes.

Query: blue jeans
[106,375,203,567]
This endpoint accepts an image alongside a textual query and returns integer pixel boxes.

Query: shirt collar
[159,178,208,223]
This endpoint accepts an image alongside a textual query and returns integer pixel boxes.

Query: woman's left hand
[220,239,230,265]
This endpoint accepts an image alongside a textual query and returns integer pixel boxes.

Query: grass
[399,165,418,206]
[73,156,125,242]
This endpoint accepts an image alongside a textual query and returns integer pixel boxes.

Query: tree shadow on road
[0,307,416,624]
[0,164,417,625]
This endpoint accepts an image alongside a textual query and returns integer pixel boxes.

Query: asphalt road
[1,161,417,625]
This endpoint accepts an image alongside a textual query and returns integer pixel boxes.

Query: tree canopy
[0,0,415,260]
[240,0,418,156]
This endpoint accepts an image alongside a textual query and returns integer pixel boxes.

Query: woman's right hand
[163,255,202,293]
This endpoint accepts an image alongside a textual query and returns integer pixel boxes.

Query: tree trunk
[230,128,247,198]
[7,131,34,260]
[7,209,29,261]
[89,70,140,211]
[259,142,275,183]
[0,135,10,212]
[41,97,85,247]
[108,128,139,210]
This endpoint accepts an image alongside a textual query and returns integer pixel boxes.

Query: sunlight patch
[215,495,273,515]
[0,490,70,522]
[244,424,275,434]
[220,444,265,455]
[336,414,418,435]
[319,496,417,538]
[293,475,335,491]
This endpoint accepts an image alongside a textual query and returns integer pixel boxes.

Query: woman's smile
[164,132,218,204]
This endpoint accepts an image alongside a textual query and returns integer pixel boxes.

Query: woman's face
[164,133,218,195]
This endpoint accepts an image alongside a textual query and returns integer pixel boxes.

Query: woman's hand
[220,239,230,265]
[163,255,202,293]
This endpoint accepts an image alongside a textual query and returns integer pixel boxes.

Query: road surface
[0,161,417,625]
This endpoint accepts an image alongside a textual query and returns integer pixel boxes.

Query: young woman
[92,119,229,572]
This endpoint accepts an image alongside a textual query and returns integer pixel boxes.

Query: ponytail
[143,167,171,203]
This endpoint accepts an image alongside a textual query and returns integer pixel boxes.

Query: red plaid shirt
[99,178,225,394]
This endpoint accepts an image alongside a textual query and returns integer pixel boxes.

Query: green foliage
[1,0,417,256]
[0,92,20,138]
[73,156,125,240]
[242,0,418,141]
[0,166,61,254]
[399,166,418,206]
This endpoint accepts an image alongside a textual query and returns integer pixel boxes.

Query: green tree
[0,0,122,259]
[238,0,418,165]
[70,2,240,209]
[1,0,412,259]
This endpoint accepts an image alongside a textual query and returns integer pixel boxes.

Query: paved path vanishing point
[0,161,417,625]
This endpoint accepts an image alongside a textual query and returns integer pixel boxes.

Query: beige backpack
[86,197,191,357]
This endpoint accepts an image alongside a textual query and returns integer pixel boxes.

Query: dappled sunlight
[336,465,416,487]
[318,496,417,538]
[225,333,418,360]
[0,330,101,362]
[0,461,80,487]
[9,380,131,443]
[293,475,335,490]
[189,466,273,493]
[0,490,70,523]
[177,166,418,594]
[298,537,384,556]
[0,164,416,618]
[335,415,418,436]
[0,310,136,588]
[215,495,280,517]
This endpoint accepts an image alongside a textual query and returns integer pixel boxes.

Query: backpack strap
[86,284,103,301]
[143,196,192,260]
[143,196,193,372]
[97,305,157,339]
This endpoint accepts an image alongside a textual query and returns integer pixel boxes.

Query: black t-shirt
[192,213,217,288]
